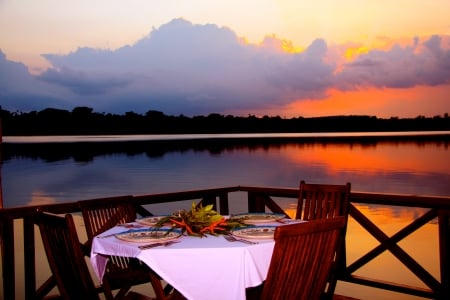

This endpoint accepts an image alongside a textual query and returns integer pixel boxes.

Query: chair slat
[36,212,101,300]
[295,180,351,298]
[261,217,346,300]
[78,196,173,300]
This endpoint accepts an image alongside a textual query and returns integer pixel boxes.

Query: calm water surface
[1,132,449,208]
[1,132,449,299]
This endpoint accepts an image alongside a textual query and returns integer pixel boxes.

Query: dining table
[90,216,304,300]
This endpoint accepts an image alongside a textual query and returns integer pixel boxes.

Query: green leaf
[203,204,214,212]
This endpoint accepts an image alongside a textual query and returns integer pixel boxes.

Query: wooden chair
[296,180,351,221]
[296,180,351,298]
[260,217,347,300]
[79,196,172,300]
[35,211,149,300]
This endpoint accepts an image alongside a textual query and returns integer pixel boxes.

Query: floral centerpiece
[155,201,246,237]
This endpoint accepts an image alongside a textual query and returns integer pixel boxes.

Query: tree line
[1,106,449,135]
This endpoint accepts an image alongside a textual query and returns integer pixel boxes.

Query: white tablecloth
[90,226,277,300]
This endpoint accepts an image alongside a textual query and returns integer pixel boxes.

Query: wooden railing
[1,186,449,300]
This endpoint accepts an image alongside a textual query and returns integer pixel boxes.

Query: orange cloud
[344,46,370,60]
[259,34,304,53]
[281,84,450,118]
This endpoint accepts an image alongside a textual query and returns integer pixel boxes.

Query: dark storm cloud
[1,19,450,115]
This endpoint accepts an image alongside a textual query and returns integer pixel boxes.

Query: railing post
[24,216,36,299]
[218,193,229,215]
[1,216,15,300]
[247,192,265,212]
[439,209,450,299]
[201,195,217,210]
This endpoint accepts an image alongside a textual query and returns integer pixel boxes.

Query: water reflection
[1,135,448,208]
[1,134,448,300]
[341,204,440,300]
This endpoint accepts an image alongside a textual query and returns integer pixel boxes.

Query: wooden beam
[1,216,15,300]
[438,209,450,299]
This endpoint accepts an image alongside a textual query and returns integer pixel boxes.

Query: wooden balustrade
[1,186,449,300]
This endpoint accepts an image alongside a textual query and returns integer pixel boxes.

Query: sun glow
[280,39,303,53]
[281,84,450,119]
[344,46,369,60]
[259,34,304,53]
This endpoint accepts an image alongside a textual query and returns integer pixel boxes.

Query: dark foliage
[0,106,449,136]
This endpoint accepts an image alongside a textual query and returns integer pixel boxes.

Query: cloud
[0,50,74,111]
[1,19,450,116]
[336,35,450,89]
[38,67,132,95]
[36,19,337,114]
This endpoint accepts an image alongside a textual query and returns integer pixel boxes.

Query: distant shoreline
[3,130,450,144]
[2,108,449,137]
[2,131,448,163]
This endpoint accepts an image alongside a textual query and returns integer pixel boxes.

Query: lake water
[1,132,449,208]
[1,132,449,299]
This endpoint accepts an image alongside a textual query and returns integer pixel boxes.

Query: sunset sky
[1,0,449,118]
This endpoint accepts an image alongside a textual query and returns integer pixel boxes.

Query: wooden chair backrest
[36,211,100,300]
[296,181,351,220]
[261,217,347,300]
[79,195,136,245]
[78,196,176,300]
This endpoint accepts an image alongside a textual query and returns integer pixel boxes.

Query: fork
[224,234,258,245]
[138,240,179,250]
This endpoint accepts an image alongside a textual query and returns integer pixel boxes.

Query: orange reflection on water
[282,142,448,175]
[340,204,440,299]
[280,200,442,299]
[27,191,58,206]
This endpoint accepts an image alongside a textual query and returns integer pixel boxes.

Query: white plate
[230,213,285,224]
[231,226,277,240]
[115,228,181,243]
[135,216,169,226]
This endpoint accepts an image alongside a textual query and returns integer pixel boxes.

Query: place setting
[95,226,183,252]
[227,212,306,242]
[230,226,276,240]
[135,215,171,226]
[115,227,183,249]
[229,212,286,224]
[99,211,303,246]
[95,214,185,246]
[114,227,182,243]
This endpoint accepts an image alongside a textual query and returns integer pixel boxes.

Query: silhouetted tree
[0,107,449,136]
